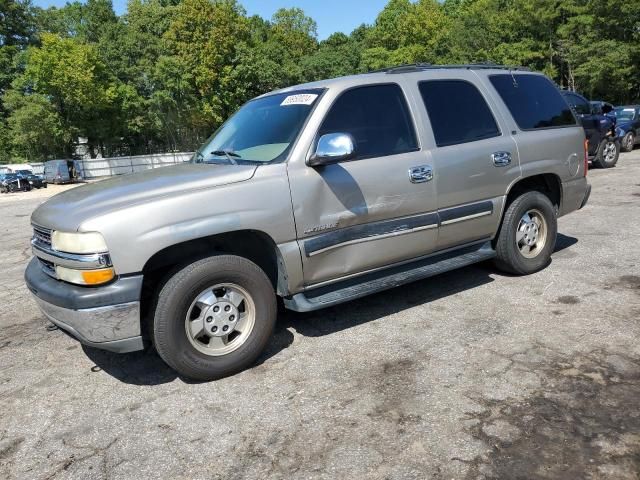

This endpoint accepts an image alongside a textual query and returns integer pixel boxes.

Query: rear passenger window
[318,84,418,160]
[418,80,500,147]
[490,74,576,130]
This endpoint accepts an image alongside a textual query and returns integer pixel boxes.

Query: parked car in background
[27,64,591,381]
[614,105,640,152]
[17,171,47,189]
[562,91,619,168]
[44,160,83,184]
[590,100,615,116]
[0,173,32,193]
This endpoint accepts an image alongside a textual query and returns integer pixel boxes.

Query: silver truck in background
[25,64,591,380]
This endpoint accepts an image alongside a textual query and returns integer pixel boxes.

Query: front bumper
[25,258,145,353]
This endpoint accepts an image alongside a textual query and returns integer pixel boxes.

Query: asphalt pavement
[1,151,639,479]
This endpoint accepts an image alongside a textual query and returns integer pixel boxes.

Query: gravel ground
[1,153,639,480]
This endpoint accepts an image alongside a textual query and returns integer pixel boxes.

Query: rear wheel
[494,191,557,275]
[593,138,619,168]
[152,255,277,381]
[621,132,635,152]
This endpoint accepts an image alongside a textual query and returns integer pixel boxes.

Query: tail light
[583,139,589,176]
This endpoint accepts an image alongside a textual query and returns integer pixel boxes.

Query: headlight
[55,265,115,285]
[51,231,109,254]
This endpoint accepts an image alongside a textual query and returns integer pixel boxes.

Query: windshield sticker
[281,93,318,106]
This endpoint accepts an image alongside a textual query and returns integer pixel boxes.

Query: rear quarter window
[490,74,576,130]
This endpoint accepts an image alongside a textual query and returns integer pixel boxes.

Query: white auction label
[280,93,318,106]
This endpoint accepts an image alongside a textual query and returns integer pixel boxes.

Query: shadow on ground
[86,233,578,385]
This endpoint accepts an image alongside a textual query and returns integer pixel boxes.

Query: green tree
[270,7,318,60]
[3,90,65,161]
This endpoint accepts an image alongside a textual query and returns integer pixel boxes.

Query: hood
[31,162,257,232]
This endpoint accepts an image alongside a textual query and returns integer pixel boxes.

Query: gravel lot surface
[1,153,639,480]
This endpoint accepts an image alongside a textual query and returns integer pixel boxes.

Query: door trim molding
[303,212,439,257]
[302,200,495,257]
[439,200,494,225]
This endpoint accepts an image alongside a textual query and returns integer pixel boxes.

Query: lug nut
[212,326,218,333]
[213,306,220,312]
[229,315,235,321]
[224,305,231,312]
[206,316,213,323]
[222,325,229,332]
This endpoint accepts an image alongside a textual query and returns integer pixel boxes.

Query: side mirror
[308,133,356,167]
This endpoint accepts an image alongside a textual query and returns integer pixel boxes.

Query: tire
[152,255,277,381]
[494,191,557,275]
[621,132,635,152]
[593,138,619,168]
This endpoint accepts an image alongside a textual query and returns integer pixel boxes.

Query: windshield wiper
[211,150,241,165]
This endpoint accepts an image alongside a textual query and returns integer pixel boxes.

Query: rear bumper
[25,258,145,353]
[559,177,591,217]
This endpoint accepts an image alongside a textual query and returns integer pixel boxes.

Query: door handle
[408,165,433,183]
[491,151,512,167]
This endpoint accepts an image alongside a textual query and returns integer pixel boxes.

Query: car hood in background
[31,163,258,232]
[616,120,634,131]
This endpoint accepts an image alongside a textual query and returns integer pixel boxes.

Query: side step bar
[285,241,496,312]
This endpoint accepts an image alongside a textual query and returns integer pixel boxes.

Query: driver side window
[318,84,418,160]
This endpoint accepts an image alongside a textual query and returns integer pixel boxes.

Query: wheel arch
[140,230,289,329]
[505,173,562,213]
[494,173,562,247]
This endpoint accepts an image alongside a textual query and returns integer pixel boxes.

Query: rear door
[411,73,521,250]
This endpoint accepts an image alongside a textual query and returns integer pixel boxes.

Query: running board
[285,241,496,312]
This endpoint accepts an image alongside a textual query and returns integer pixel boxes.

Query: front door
[287,83,439,286]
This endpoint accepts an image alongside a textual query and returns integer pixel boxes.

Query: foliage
[0,0,638,162]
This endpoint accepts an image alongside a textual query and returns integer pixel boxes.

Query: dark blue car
[561,91,620,168]
[614,105,640,152]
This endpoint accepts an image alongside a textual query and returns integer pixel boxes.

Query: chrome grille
[32,225,52,248]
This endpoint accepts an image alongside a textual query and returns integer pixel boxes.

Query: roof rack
[369,62,531,74]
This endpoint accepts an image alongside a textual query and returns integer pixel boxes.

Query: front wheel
[621,132,635,152]
[152,255,277,381]
[593,138,619,168]
[494,191,557,275]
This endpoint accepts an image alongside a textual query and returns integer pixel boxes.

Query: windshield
[193,89,323,165]
[614,108,636,122]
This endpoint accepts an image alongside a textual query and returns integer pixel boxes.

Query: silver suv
[25,65,591,380]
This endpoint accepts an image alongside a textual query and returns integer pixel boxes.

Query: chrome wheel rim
[516,209,547,259]
[604,141,617,163]
[626,134,634,150]
[185,283,255,356]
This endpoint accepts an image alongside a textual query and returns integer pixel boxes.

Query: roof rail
[369,62,531,74]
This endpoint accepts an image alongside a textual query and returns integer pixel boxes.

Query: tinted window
[318,84,417,159]
[419,80,500,147]
[490,74,576,129]
[565,94,591,115]
[194,89,322,164]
